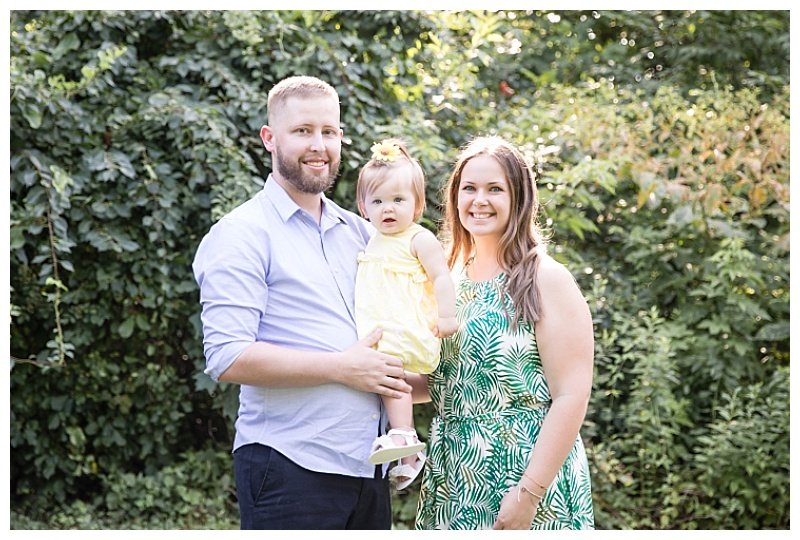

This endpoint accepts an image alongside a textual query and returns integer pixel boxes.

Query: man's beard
[275,146,340,194]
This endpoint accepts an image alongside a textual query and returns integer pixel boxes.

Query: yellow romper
[355,223,440,374]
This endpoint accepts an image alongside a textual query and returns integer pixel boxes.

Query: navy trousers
[233,443,392,530]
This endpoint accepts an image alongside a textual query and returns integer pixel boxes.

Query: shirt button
[372,414,379,420]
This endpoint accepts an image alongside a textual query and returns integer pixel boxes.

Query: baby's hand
[433,316,459,338]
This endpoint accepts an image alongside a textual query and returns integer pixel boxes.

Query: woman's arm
[526,256,594,484]
[494,255,594,529]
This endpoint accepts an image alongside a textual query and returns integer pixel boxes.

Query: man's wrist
[329,350,346,385]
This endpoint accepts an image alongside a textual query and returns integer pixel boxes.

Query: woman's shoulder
[535,252,578,289]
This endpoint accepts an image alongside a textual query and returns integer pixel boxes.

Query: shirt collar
[264,175,347,227]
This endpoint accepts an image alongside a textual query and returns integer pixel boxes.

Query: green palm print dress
[415,271,594,530]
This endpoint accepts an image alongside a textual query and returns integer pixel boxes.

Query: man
[193,76,411,529]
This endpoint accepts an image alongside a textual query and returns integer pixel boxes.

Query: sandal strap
[371,433,394,448]
[389,452,427,490]
[371,430,419,451]
[390,452,426,474]
[386,428,419,440]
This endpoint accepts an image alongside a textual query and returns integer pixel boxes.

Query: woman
[413,136,595,530]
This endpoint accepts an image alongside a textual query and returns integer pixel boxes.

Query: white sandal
[368,428,426,465]
[389,451,426,491]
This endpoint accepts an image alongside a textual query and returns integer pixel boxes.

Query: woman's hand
[492,486,539,530]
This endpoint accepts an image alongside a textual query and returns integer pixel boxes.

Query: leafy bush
[690,368,790,529]
[10,450,238,530]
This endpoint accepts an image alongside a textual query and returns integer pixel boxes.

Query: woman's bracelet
[516,484,545,504]
[522,471,548,493]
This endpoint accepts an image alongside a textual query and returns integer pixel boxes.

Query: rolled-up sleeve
[193,217,270,381]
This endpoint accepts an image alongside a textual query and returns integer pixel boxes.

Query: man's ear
[260,125,274,151]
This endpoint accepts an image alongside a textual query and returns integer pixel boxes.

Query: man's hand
[337,327,412,398]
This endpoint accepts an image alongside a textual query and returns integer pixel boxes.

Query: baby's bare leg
[382,391,415,437]
[382,392,420,467]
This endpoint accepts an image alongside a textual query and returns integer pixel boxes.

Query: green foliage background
[9,10,789,529]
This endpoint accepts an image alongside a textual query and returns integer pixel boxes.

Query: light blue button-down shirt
[193,176,383,478]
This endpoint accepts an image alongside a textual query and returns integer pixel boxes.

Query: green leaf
[22,103,42,129]
[50,166,73,194]
[52,32,80,60]
[148,92,171,107]
[754,322,789,341]
[118,318,135,338]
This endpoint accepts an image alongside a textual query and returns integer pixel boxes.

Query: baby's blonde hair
[356,138,426,220]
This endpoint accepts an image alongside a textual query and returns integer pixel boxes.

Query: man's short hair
[267,76,340,123]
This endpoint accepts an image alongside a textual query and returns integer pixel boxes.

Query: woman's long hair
[442,136,547,327]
